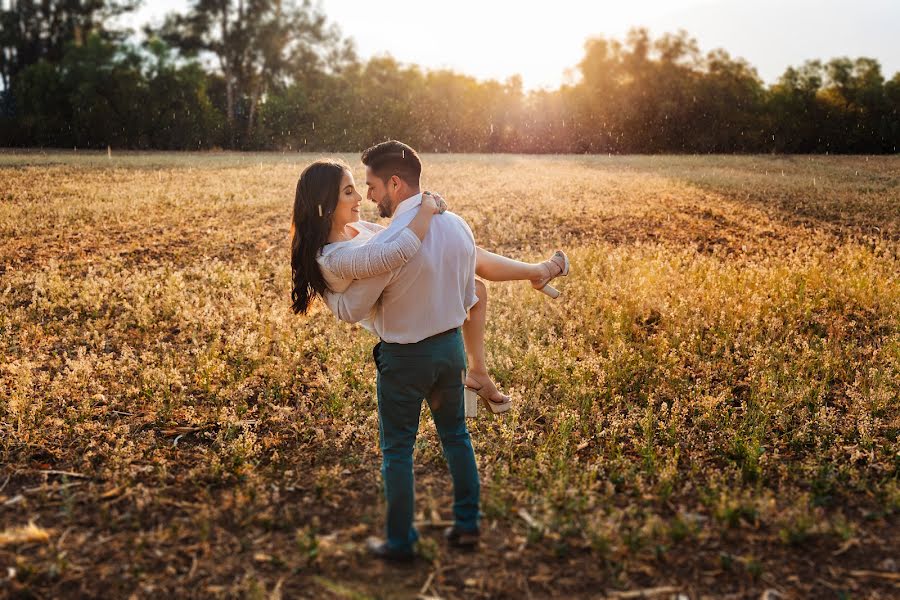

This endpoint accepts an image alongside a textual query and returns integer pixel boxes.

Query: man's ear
[390,175,401,191]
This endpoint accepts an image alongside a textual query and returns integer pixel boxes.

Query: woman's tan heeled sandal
[464,385,512,417]
[538,284,561,299]
[535,251,569,298]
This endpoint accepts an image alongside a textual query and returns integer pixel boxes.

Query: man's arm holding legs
[324,269,395,323]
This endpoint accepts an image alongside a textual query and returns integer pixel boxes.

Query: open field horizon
[1,152,898,598]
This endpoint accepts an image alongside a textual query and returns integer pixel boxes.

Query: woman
[290,159,568,413]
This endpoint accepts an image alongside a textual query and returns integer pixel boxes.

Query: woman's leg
[461,279,509,404]
[476,247,543,282]
[476,247,563,289]
[463,249,569,406]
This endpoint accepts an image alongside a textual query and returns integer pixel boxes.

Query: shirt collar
[392,192,422,219]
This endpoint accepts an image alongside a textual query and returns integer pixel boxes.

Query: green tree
[0,0,139,90]
[12,33,222,149]
[768,61,824,152]
[156,0,352,147]
[819,57,890,152]
[885,72,900,152]
[694,49,766,152]
[142,38,224,149]
[574,35,626,152]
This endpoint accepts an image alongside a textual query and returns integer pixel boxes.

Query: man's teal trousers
[372,328,481,552]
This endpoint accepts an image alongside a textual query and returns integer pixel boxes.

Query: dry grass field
[1,151,899,599]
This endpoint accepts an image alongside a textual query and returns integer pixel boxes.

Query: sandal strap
[543,251,567,279]
[465,381,509,403]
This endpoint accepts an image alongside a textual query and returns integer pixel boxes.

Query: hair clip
[318,204,323,217]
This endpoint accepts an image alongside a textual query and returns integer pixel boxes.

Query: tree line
[2,1,898,153]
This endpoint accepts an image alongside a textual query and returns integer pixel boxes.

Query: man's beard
[377,197,393,218]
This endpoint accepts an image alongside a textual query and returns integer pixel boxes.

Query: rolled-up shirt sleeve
[320,228,421,281]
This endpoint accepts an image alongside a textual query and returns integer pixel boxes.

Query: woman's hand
[407,191,445,243]
[423,191,447,214]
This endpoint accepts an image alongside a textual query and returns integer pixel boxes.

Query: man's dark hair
[361,140,422,186]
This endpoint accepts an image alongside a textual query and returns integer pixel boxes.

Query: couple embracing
[290,140,569,561]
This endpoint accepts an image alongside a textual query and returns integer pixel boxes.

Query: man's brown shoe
[444,526,479,549]
[366,536,415,563]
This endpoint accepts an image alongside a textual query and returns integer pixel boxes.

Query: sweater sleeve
[320,227,422,281]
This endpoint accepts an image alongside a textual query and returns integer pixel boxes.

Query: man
[325,140,481,561]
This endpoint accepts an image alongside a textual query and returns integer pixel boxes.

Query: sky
[131,0,900,90]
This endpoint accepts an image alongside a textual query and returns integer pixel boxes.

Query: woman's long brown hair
[291,159,348,314]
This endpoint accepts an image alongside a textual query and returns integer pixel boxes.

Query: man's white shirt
[324,193,478,344]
